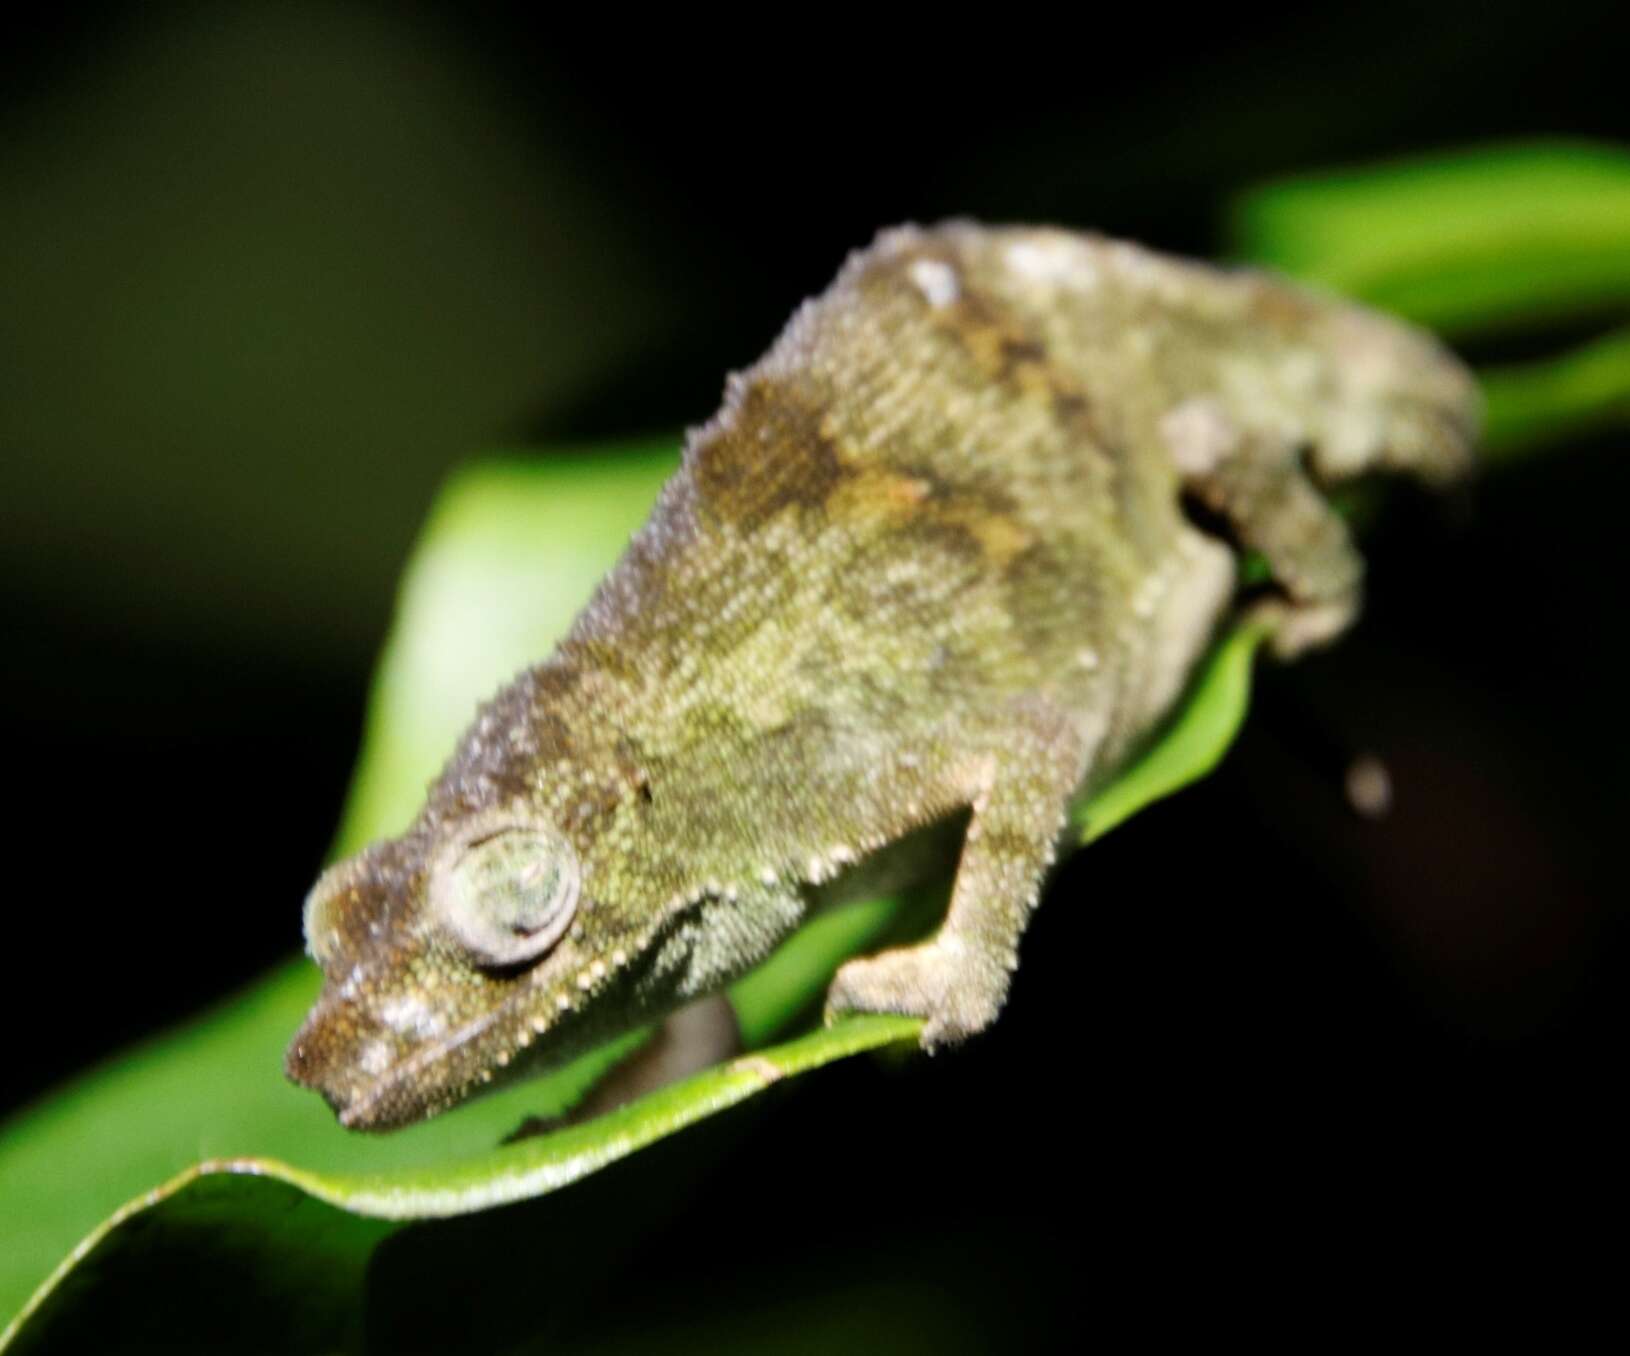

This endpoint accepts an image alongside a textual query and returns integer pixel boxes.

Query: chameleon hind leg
[826,701,1097,1047]
[1167,343,1478,661]
[1176,425,1365,659]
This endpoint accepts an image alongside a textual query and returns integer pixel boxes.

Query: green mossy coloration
[290,225,1473,1129]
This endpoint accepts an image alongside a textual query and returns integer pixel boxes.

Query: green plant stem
[1479,326,1630,460]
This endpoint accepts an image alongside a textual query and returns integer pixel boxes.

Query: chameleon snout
[283,1000,369,1121]
[283,987,427,1129]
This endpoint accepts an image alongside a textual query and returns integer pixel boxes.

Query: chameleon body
[287,223,1478,1130]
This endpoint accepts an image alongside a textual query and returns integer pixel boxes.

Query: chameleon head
[285,799,651,1130]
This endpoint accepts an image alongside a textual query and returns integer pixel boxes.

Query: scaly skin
[286,223,1479,1130]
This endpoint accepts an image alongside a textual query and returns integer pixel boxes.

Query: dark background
[4,0,1627,1341]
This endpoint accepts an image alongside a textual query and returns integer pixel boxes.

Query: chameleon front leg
[826,704,1096,1047]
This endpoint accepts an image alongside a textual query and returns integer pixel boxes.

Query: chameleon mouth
[285,945,627,1131]
[284,988,531,1132]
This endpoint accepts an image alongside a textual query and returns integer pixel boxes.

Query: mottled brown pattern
[691,377,846,531]
[933,282,1057,395]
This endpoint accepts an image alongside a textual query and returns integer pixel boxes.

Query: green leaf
[1229,140,1630,335]
[1073,622,1267,844]
[0,448,1264,1348]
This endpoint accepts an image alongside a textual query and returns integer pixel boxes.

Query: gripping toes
[827,936,1009,1048]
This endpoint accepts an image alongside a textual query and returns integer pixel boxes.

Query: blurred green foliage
[4,139,1630,1349]
[1231,140,1630,336]
[1480,326,1630,456]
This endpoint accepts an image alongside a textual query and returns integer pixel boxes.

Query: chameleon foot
[1246,594,1358,660]
[826,936,1008,1049]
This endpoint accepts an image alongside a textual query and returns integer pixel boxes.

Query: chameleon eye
[430,820,580,967]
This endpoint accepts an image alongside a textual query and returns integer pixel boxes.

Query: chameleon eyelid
[429,811,581,968]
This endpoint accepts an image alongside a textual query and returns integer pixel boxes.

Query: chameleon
[286,222,1478,1131]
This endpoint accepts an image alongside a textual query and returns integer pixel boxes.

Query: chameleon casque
[287,222,1478,1130]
